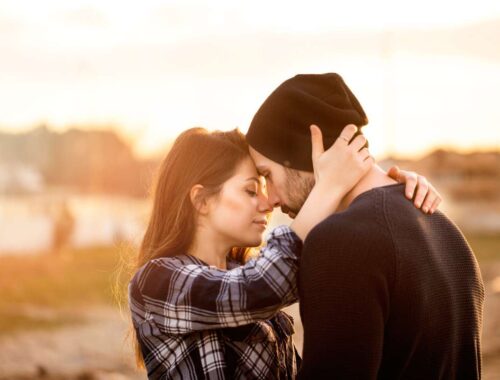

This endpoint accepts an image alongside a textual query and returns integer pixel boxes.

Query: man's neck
[337,164,398,212]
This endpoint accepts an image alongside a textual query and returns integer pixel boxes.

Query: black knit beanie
[246,73,368,172]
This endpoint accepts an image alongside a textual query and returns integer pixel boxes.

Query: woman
[128,125,438,379]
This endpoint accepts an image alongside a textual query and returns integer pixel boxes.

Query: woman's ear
[190,184,210,215]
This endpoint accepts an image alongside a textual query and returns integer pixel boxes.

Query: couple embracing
[128,73,484,379]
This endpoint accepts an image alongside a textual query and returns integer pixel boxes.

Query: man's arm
[297,217,395,379]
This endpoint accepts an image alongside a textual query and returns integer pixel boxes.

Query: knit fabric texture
[298,184,484,379]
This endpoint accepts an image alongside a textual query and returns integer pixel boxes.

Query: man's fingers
[336,124,358,145]
[310,124,324,161]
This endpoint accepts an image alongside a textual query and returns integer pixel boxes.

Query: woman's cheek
[226,192,243,210]
[221,196,248,225]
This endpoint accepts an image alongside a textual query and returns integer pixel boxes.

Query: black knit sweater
[298,184,484,379]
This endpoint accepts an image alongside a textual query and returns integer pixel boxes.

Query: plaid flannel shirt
[129,225,302,380]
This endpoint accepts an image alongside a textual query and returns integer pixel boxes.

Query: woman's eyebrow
[245,177,260,183]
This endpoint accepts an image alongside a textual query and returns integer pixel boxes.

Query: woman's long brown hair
[130,127,253,367]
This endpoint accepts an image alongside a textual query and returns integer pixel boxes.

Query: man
[246,73,484,379]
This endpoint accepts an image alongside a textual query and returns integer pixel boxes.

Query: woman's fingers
[359,147,371,161]
[387,166,401,182]
[400,170,418,199]
[421,192,437,214]
[349,134,367,152]
[310,124,324,162]
[389,167,443,213]
[420,186,443,214]
[311,123,373,194]
[413,175,429,208]
[334,124,358,146]
[424,184,442,214]
[430,195,442,214]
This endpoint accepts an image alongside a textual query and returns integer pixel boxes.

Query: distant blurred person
[246,73,484,379]
[51,200,75,256]
[128,124,437,379]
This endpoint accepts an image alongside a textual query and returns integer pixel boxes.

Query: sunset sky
[1,0,499,158]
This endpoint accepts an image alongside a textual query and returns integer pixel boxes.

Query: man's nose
[266,186,281,209]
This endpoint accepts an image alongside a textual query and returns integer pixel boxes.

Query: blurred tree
[0,125,160,197]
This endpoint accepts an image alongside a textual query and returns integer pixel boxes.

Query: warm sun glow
[0,5,499,378]
[1,0,499,158]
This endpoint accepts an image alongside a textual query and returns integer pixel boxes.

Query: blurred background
[0,1,499,379]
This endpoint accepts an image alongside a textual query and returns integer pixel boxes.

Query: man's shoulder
[301,187,398,277]
[305,213,377,252]
[304,185,400,250]
[314,192,382,232]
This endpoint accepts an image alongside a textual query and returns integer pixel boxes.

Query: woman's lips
[253,220,268,228]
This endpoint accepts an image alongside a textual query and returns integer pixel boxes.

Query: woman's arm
[291,124,373,240]
[129,125,373,334]
[290,125,444,240]
[129,225,302,335]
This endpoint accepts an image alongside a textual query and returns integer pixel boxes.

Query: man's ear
[190,184,210,215]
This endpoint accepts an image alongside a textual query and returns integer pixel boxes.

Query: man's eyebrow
[246,177,260,183]
[255,166,268,174]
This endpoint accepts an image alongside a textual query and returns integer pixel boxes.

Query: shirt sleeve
[129,225,302,335]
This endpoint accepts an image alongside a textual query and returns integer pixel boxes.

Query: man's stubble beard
[282,167,315,217]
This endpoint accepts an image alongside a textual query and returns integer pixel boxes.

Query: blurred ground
[0,307,142,380]
[0,246,143,379]
[0,235,498,379]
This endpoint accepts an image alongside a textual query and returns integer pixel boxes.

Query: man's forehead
[248,146,273,168]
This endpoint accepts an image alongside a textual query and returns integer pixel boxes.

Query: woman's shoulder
[144,254,208,270]
[130,254,201,287]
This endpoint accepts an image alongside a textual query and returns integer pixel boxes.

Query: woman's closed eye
[246,189,258,197]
